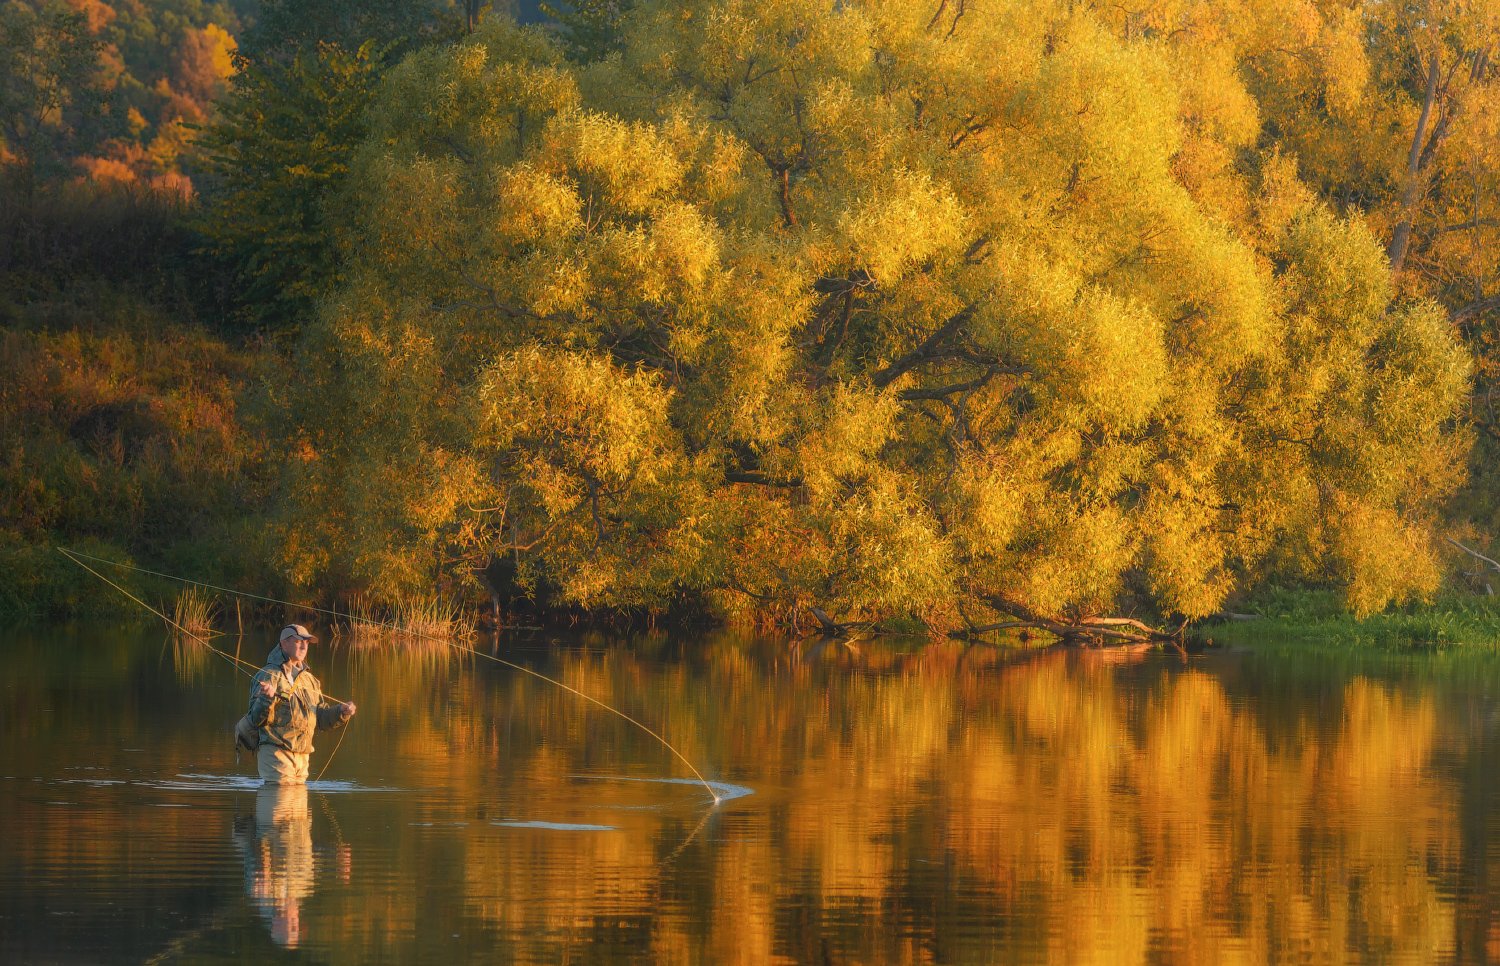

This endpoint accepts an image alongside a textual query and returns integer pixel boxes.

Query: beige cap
[279,623,318,644]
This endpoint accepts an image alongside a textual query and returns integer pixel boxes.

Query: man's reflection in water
[242,784,316,948]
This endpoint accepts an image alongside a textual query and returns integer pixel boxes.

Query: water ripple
[493,820,618,831]
[570,774,755,803]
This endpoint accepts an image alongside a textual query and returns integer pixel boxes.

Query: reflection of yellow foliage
[9,634,1477,963]
[1332,677,1435,787]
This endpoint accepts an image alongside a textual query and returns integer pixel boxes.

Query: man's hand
[339,702,356,720]
[256,680,276,700]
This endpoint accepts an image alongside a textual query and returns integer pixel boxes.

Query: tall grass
[334,594,475,648]
[166,586,219,681]
[171,586,219,639]
[0,181,204,305]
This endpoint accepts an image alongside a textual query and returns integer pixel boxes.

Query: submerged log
[809,606,844,636]
[951,595,1184,647]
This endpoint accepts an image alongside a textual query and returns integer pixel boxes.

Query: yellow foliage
[272,1,1473,625]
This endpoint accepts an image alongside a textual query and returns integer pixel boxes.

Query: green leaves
[195,41,386,330]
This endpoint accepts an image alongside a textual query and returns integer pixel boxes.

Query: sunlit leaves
[276,1,1471,626]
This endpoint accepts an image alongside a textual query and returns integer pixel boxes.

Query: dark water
[5,625,1500,963]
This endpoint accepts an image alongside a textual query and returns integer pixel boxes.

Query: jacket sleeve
[249,670,276,726]
[314,691,349,731]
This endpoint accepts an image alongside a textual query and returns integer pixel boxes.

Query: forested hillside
[4,0,1499,638]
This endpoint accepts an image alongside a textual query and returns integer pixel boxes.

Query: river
[3,624,1499,963]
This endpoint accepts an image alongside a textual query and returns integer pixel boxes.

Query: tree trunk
[1388,54,1442,275]
[957,595,1183,646]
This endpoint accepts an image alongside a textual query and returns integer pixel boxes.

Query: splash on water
[147,773,263,792]
[167,774,402,793]
[571,774,755,803]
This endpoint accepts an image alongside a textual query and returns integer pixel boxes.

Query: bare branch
[1454,293,1500,323]
[775,165,797,229]
[896,363,1024,401]
[870,298,987,388]
[726,470,802,487]
[1436,217,1500,235]
[1448,537,1500,574]
[966,594,1180,644]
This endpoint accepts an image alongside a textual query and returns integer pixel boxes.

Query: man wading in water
[248,625,356,784]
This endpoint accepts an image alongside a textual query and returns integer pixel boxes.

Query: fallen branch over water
[808,606,877,638]
[803,597,1184,646]
[954,596,1185,646]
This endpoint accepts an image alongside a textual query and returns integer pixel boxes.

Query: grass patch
[1202,587,1500,649]
[333,594,475,648]
[171,587,220,640]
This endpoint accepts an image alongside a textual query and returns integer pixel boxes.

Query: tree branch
[775,165,797,229]
[725,469,802,487]
[895,363,1023,401]
[1448,537,1500,574]
[960,595,1181,645]
[870,298,986,389]
[1453,293,1500,323]
[1436,217,1500,235]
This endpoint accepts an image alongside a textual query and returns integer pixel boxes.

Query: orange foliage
[65,0,116,34]
[76,154,136,184]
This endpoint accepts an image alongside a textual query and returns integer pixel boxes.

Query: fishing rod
[57,548,356,781]
[57,547,724,804]
[60,550,267,681]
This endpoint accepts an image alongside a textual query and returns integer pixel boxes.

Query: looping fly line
[57,548,354,781]
[57,547,722,804]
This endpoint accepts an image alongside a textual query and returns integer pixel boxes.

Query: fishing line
[58,547,723,804]
[58,547,356,776]
[59,549,262,681]
[313,724,350,783]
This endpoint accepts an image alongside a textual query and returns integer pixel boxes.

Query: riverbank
[1199,589,1500,649]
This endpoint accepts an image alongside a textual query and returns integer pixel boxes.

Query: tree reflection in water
[4,625,1500,964]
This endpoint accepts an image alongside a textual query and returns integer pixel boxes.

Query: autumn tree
[271,2,1470,632]
[1082,0,1500,554]
[0,1,105,188]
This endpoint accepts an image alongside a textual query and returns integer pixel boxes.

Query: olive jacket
[248,645,347,755]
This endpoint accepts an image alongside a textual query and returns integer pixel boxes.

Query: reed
[171,586,219,640]
[335,594,475,648]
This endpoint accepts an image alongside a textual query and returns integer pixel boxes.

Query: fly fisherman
[248,624,356,784]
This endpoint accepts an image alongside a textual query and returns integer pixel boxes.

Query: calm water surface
[4,624,1500,963]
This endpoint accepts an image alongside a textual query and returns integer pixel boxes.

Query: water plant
[334,594,475,647]
[170,586,219,640]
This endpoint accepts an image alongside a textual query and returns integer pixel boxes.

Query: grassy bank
[0,184,277,619]
[1200,588,1500,649]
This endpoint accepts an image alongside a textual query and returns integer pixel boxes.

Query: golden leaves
[278,0,1474,623]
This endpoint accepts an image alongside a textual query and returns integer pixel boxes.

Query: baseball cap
[279,624,318,644]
